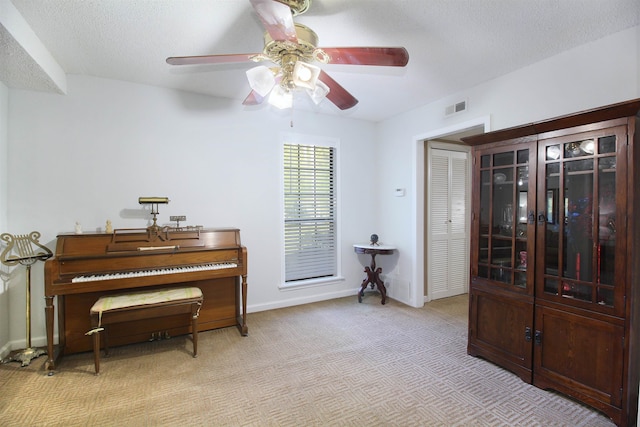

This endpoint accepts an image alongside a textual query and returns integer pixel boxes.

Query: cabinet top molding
[462,98,640,146]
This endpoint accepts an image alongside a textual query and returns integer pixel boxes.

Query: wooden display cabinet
[465,99,640,426]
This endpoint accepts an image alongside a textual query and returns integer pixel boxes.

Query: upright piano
[44,227,247,371]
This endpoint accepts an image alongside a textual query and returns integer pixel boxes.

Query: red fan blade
[318,70,358,110]
[250,0,298,43]
[242,90,265,106]
[166,53,259,66]
[321,47,409,67]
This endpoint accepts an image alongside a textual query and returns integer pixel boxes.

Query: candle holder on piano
[0,231,53,366]
[138,197,169,232]
[170,215,187,230]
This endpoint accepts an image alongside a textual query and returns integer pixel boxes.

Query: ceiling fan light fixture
[268,85,293,109]
[292,61,320,90]
[167,1,409,112]
[307,80,330,105]
[246,65,276,97]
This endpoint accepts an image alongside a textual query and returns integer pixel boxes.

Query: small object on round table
[370,234,379,245]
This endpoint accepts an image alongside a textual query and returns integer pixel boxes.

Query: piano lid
[53,228,242,259]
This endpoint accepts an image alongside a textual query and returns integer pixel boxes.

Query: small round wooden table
[353,244,395,305]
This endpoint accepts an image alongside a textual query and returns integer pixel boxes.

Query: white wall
[5,75,379,349]
[0,81,9,356]
[376,25,640,305]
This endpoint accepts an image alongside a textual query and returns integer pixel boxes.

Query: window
[283,141,337,283]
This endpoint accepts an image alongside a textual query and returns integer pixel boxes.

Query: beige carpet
[0,294,616,426]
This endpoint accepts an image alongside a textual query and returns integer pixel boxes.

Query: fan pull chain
[290,102,294,127]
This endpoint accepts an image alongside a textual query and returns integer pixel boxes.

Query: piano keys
[44,227,248,372]
[71,261,238,283]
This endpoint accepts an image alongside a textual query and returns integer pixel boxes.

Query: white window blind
[284,143,337,282]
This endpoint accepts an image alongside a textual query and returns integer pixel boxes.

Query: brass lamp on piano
[138,196,169,232]
[43,225,248,372]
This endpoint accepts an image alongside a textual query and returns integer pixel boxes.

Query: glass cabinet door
[473,142,536,294]
[537,127,627,315]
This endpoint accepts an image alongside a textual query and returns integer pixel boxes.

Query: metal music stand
[0,231,53,366]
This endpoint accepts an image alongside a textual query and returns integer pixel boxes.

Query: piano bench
[87,287,203,375]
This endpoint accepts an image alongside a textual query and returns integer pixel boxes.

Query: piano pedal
[150,331,171,341]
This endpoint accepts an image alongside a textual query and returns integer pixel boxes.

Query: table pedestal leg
[358,253,387,305]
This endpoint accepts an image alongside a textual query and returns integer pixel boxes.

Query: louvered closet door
[429,148,470,300]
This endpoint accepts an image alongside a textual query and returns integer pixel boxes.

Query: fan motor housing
[275,0,311,16]
[263,23,319,65]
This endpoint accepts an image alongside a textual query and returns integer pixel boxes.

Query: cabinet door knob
[537,211,546,224]
[525,326,532,342]
[534,330,543,346]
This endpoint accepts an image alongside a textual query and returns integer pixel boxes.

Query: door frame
[412,116,490,305]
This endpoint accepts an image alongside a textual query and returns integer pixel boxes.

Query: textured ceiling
[1,0,639,122]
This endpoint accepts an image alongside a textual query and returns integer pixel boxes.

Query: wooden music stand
[0,231,53,366]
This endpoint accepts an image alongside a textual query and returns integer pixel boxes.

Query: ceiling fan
[166,0,409,110]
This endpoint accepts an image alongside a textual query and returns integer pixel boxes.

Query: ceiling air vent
[445,100,467,116]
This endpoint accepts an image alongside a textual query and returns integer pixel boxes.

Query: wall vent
[445,100,467,116]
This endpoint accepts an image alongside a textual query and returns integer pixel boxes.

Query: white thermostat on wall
[394,188,405,197]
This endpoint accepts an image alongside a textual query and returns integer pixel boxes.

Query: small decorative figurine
[370,234,379,245]
[105,220,113,234]
[74,222,82,234]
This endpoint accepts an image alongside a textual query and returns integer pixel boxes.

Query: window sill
[279,276,345,291]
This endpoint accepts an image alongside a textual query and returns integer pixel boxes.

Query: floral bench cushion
[90,287,203,328]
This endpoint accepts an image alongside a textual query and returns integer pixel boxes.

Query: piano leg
[238,274,248,336]
[44,296,56,373]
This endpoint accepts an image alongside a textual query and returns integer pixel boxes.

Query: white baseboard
[0,341,11,359]
[248,288,360,313]
[1,335,51,359]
